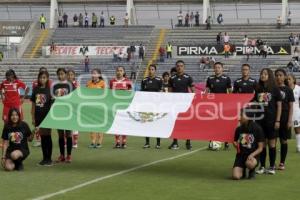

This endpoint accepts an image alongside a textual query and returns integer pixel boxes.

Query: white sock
[296,134,300,150]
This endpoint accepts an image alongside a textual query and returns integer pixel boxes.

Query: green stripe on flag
[40,87,134,132]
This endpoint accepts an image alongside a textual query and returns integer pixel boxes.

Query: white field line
[31,146,207,200]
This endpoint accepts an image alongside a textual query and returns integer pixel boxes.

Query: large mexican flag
[40,88,253,142]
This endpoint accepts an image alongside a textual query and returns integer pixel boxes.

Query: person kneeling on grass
[232,109,264,180]
[1,108,33,171]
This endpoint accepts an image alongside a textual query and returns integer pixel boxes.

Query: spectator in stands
[124,13,129,28]
[63,13,68,28]
[205,16,212,30]
[73,14,78,27]
[84,13,89,28]
[195,11,200,26]
[110,15,116,25]
[127,47,131,61]
[83,56,90,72]
[190,12,194,27]
[113,47,119,62]
[177,11,183,26]
[166,42,173,59]
[295,34,299,45]
[293,47,300,61]
[246,45,252,61]
[184,13,190,27]
[251,39,256,48]
[217,13,223,25]
[0,51,3,61]
[130,43,136,59]
[287,58,300,72]
[40,14,46,30]
[100,11,105,27]
[200,57,209,71]
[223,32,230,43]
[79,13,83,27]
[224,43,230,59]
[287,11,292,26]
[138,44,144,60]
[216,32,222,45]
[277,16,282,29]
[50,41,56,55]
[58,13,63,28]
[118,51,125,61]
[130,61,138,80]
[170,67,177,76]
[162,72,170,93]
[262,43,268,58]
[92,13,98,28]
[209,57,216,68]
[256,38,263,47]
[289,33,295,45]
[159,46,165,62]
[231,43,237,58]
[243,35,249,46]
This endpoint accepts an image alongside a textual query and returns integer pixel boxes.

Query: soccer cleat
[56,155,65,163]
[155,145,161,149]
[44,160,53,167]
[96,144,102,148]
[38,160,47,166]
[88,143,96,148]
[114,143,121,149]
[15,163,24,171]
[143,144,150,149]
[277,163,285,170]
[121,144,127,149]
[256,167,266,174]
[168,143,179,150]
[224,143,230,150]
[266,167,276,175]
[186,143,192,150]
[65,155,72,163]
[242,168,247,179]
[248,169,256,179]
[73,144,78,149]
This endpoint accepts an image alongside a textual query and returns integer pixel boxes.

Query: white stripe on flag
[108,92,195,138]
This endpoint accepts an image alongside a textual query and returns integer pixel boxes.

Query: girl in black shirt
[254,68,282,175]
[31,71,53,166]
[233,109,264,180]
[1,108,33,171]
[275,68,295,170]
[52,68,74,163]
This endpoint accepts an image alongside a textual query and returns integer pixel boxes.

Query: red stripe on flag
[170,94,254,142]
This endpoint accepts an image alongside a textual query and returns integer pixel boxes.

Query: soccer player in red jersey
[0,69,29,123]
[109,66,132,149]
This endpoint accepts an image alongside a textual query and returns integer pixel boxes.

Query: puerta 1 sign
[177,45,291,56]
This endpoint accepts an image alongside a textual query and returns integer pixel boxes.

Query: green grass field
[0,103,299,200]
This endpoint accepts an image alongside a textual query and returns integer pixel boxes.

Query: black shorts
[258,121,277,140]
[279,121,292,140]
[233,153,258,168]
[6,148,29,161]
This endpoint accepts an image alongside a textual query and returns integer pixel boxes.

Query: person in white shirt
[243,35,249,46]
[124,13,129,28]
[223,32,230,43]
[177,11,183,26]
[84,13,89,27]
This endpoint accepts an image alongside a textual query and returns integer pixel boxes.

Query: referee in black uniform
[233,64,257,94]
[168,60,195,150]
[206,62,232,150]
[141,64,163,149]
